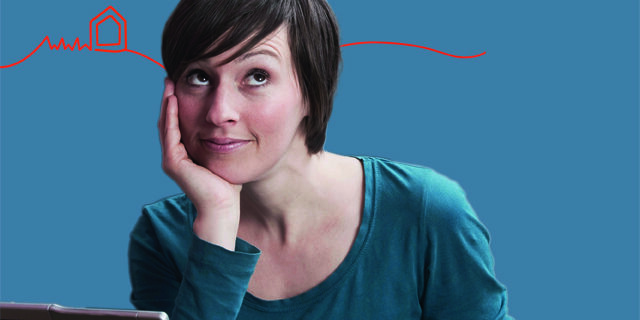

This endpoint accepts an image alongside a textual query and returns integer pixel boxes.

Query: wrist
[192,205,240,251]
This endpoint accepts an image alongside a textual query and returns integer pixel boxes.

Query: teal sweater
[129,157,513,319]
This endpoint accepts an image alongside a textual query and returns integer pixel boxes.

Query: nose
[205,83,239,126]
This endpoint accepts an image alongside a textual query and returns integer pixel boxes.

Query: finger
[158,78,175,146]
[161,93,187,177]
[164,77,175,96]
[163,94,182,156]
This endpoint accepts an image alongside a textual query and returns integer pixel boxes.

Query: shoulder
[362,156,467,206]
[361,156,482,233]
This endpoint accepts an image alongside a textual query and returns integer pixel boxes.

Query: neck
[239,148,331,245]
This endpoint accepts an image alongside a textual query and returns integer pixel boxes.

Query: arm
[129,210,259,319]
[421,178,514,320]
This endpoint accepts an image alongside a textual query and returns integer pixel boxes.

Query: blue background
[1,0,638,318]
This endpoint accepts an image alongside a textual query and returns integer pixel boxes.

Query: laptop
[0,302,169,320]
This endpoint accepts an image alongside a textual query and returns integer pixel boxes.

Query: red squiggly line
[126,49,165,69]
[340,41,486,58]
[0,3,483,71]
[0,36,50,69]
[0,39,483,70]
[47,36,91,51]
[1,38,483,70]
[0,36,164,69]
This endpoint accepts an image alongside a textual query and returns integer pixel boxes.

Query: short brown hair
[162,0,341,154]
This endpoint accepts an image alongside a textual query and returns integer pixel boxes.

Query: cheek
[176,95,203,129]
[251,91,304,137]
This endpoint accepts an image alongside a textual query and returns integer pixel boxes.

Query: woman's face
[174,27,308,184]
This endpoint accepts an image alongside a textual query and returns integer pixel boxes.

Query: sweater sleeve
[128,209,260,320]
[421,176,514,320]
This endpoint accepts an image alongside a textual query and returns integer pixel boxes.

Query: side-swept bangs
[162,0,291,81]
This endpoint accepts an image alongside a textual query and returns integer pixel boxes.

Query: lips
[201,137,251,153]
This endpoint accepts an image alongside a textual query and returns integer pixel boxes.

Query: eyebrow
[235,49,281,63]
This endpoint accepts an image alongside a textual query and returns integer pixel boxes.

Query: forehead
[205,26,291,67]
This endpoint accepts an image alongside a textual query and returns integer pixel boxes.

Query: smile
[201,138,250,153]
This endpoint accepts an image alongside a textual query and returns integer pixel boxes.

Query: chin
[203,159,261,185]
[214,171,250,185]
[187,148,257,185]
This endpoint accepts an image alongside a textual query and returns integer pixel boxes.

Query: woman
[129,0,513,319]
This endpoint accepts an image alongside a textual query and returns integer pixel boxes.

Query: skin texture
[174,28,309,186]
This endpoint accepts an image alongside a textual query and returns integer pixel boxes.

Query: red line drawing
[95,16,122,47]
[0,6,163,69]
[340,41,486,59]
[0,6,485,70]
[91,7,126,51]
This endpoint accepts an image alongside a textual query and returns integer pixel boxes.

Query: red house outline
[96,15,121,46]
[89,6,127,52]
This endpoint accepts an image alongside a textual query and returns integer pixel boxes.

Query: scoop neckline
[241,156,376,312]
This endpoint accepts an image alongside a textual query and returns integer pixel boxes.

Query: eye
[186,69,209,86]
[244,69,269,87]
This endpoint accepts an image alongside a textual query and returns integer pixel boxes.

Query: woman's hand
[159,78,242,251]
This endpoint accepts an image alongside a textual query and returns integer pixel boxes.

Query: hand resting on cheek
[158,78,242,251]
